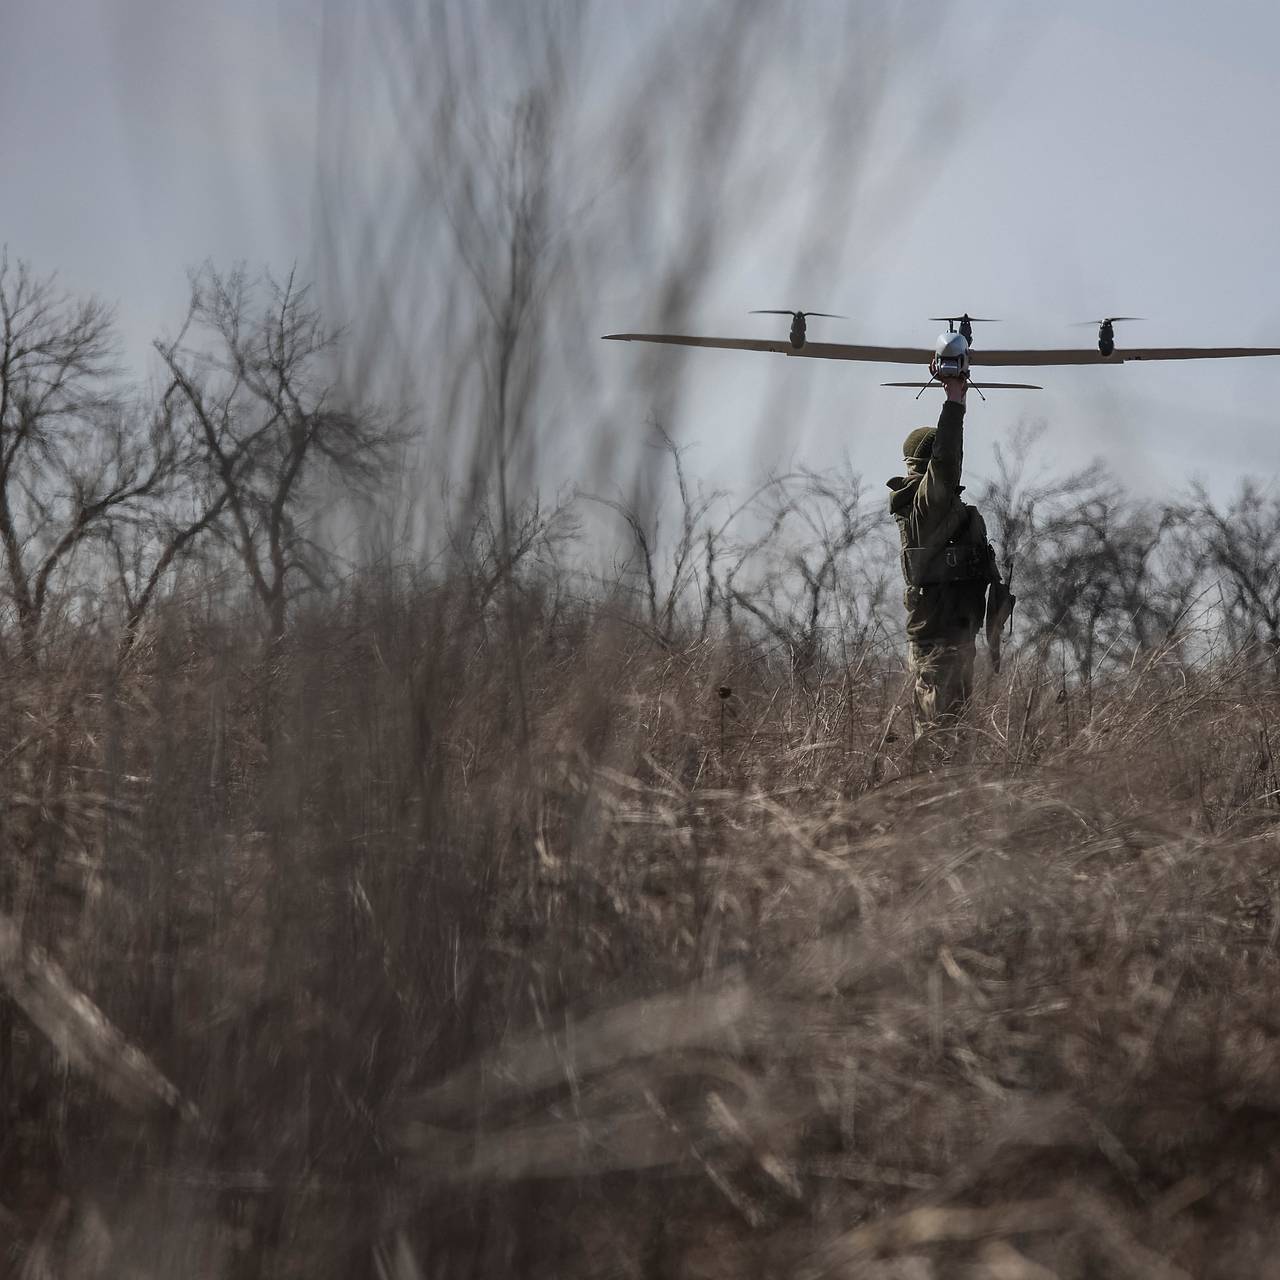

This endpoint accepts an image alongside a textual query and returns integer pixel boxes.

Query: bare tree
[446,485,579,626]
[155,264,393,644]
[107,448,229,659]
[583,426,724,650]
[1029,495,1184,680]
[0,254,176,661]
[724,466,885,673]
[976,430,1199,680]
[976,427,1109,604]
[1194,480,1280,659]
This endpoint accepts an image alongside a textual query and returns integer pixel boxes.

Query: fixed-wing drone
[603,310,1280,394]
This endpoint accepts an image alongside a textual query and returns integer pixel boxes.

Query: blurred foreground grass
[4,574,1280,1279]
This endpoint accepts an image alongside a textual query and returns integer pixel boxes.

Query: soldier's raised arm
[914,374,967,525]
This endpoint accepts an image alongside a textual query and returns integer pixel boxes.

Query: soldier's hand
[930,357,968,403]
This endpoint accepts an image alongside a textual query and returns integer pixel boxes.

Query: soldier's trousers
[909,636,976,751]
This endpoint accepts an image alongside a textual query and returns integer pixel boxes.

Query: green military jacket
[887,401,997,645]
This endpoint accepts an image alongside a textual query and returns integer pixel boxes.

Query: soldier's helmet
[902,426,936,463]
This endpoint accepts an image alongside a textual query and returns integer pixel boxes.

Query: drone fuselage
[934,331,970,379]
[790,314,806,349]
[1097,320,1115,357]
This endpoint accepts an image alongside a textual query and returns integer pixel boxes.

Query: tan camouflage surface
[909,638,976,752]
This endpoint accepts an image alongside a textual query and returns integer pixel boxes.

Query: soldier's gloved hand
[930,357,967,403]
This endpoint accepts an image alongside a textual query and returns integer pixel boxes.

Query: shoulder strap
[902,502,999,588]
[927,499,971,553]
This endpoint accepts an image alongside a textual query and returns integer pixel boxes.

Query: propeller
[1073,316,1142,356]
[929,313,998,345]
[751,309,846,349]
[749,310,847,319]
[1071,316,1144,326]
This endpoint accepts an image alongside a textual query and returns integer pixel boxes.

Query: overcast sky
[4,0,1279,507]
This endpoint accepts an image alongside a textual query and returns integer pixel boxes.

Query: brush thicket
[4,571,1280,1280]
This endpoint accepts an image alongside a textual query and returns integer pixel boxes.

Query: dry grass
[4,579,1280,1280]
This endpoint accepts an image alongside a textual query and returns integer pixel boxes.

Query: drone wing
[603,333,933,363]
[604,333,1280,367]
[972,346,1280,367]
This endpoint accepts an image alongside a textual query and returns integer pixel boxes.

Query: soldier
[886,364,1011,751]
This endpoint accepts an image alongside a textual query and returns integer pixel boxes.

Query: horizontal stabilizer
[881,381,1043,391]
